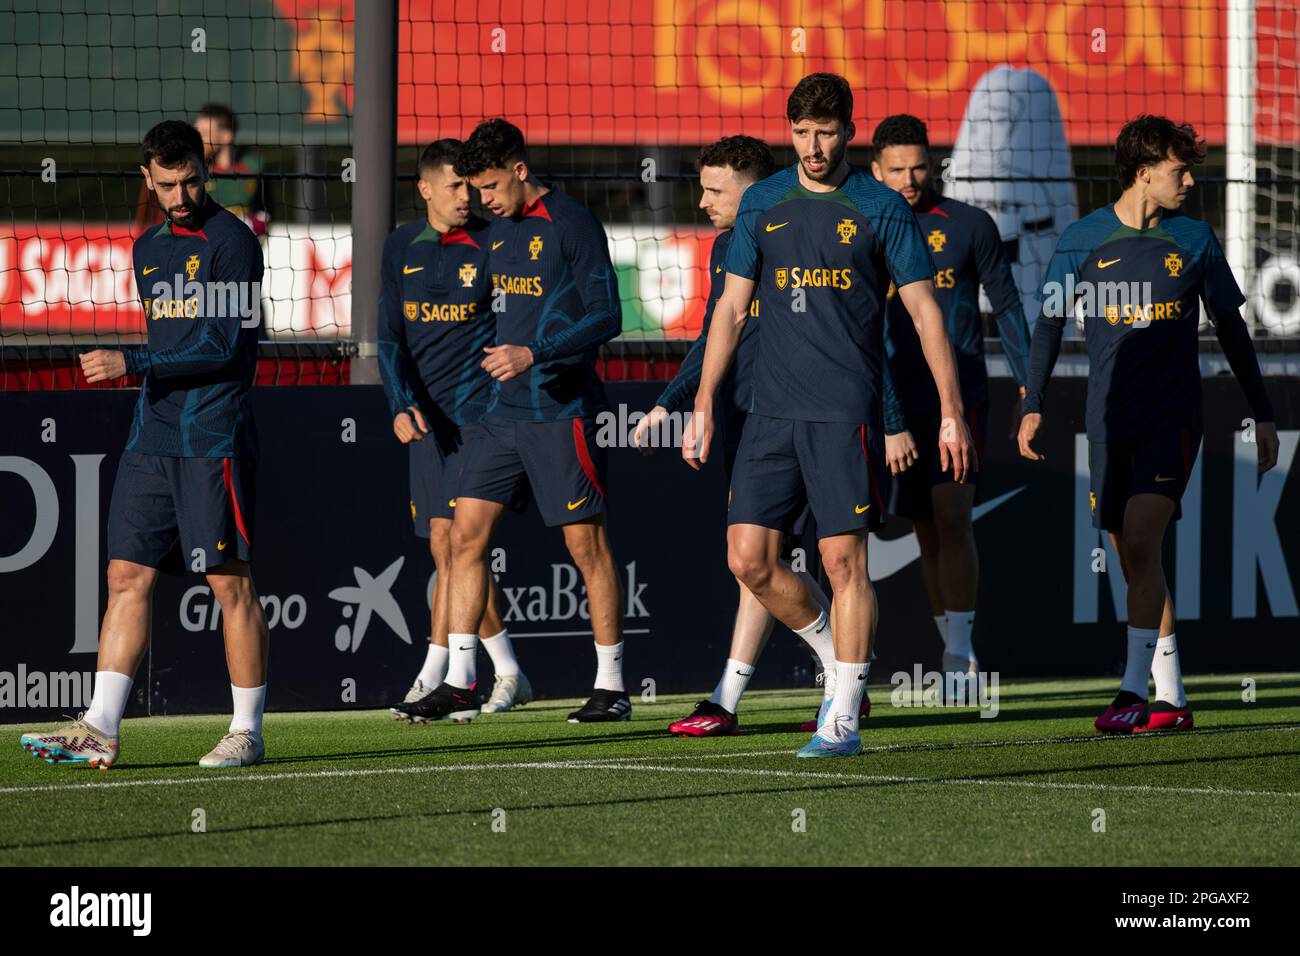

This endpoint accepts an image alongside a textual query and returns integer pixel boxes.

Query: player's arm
[972,211,1032,433]
[635,318,707,454]
[485,211,622,381]
[376,233,428,443]
[1018,243,1079,462]
[684,274,753,470]
[896,280,971,481]
[1201,232,1278,473]
[881,332,917,476]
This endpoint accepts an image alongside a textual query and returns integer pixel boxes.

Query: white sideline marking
[2,754,1297,800]
[577,722,1300,763]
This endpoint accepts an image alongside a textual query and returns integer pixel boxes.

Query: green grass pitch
[2,674,1297,866]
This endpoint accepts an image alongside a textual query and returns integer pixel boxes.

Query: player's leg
[479,568,532,713]
[22,559,159,768]
[1107,532,1187,731]
[557,516,631,721]
[21,452,176,768]
[930,480,979,683]
[392,517,454,719]
[913,516,947,642]
[727,524,826,629]
[202,558,270,767]
[793,421,888,757]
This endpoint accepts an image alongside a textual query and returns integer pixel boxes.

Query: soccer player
[870,114,1031,685]
[380,140,531,723]
[1021,115,1278,733]
[632,136,840,737]
[20,120,269,769]
[685,74,974,757]
[432,119,628,723]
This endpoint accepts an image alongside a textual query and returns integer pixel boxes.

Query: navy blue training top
[123,197,263,458]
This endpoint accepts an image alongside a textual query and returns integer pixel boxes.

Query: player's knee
[428,522,452,569]
[818,546,865,592]
[106,561,155,598]
[563,530,605,571]
[449,520,489,562]
[207,572,256,611]
[727,543,771,590]
[1120,536,1161,577]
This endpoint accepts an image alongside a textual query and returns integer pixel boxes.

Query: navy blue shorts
[727,413,886,538]
[410,421,477,534]
[457,414,607,527]
[887,400,987,521]
[1088,428,1201,532]
[107,451,255,574]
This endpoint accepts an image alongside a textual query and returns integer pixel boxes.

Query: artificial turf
[2,674,1297,866]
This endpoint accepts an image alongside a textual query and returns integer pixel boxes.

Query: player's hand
[80,349,127,384]
[885,430,918,476]
[1018,412,1045,461]
[482,344,534,382]
[683,404,713,471]
[1009,386,1026,441]
[938,413,976,483]
[1256,420,1280,475]
[393,406,429,443]
[634,405,670,456]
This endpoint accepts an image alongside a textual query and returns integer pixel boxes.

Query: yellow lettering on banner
[693,0,784,110]
[944,1,1033,64]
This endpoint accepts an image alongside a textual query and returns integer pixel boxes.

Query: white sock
[711,658,755,713]
[933,614,948,645]
[1150,633,1188,707]
[83,671,133,737]
[594,641,625,692]
[446,632,478,689]
[480,629,519,678]
[1120,626,1159,698]
[794,611,836,688]
[944,609,975,660]
[416,641,449,688]
[825,661,869,733]
[230,683,266,736]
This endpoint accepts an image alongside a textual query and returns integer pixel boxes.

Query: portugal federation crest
[1164,252,1183,277]
[185,254,200,281]
[836,218,857,245]
[528,235,543,260]
[927,230,947,253]
[459,262,477,287]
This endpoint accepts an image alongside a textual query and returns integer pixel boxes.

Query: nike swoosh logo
[1145,643,1157,648]
[142,266,159,275]
[216,540,227,551]
[855,504,871,514]
[765,221,790,232]
[403,265,423,274]
[1154,475,1176,483]
[869,486,1026,580]
[715,266,721,273]
[458,645,474,651]
[1162,650,1175,656]
[491,241,505,251]
[567,497,588,511]
[1097,258,1121,269]
[448,499,457,507]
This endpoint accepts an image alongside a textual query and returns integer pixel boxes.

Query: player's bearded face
[698,165,747,230]
[142,157,207,226]
[872,145,930,206]
[793,118,851,182]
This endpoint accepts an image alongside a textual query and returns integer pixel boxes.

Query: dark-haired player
[381,140,530,723]
[633,136,839,737]
[687,74,974,757]
[870,114,1031,687]
[434,119,628,723]
[20,120,268,769]
[1021,114,1278,734]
